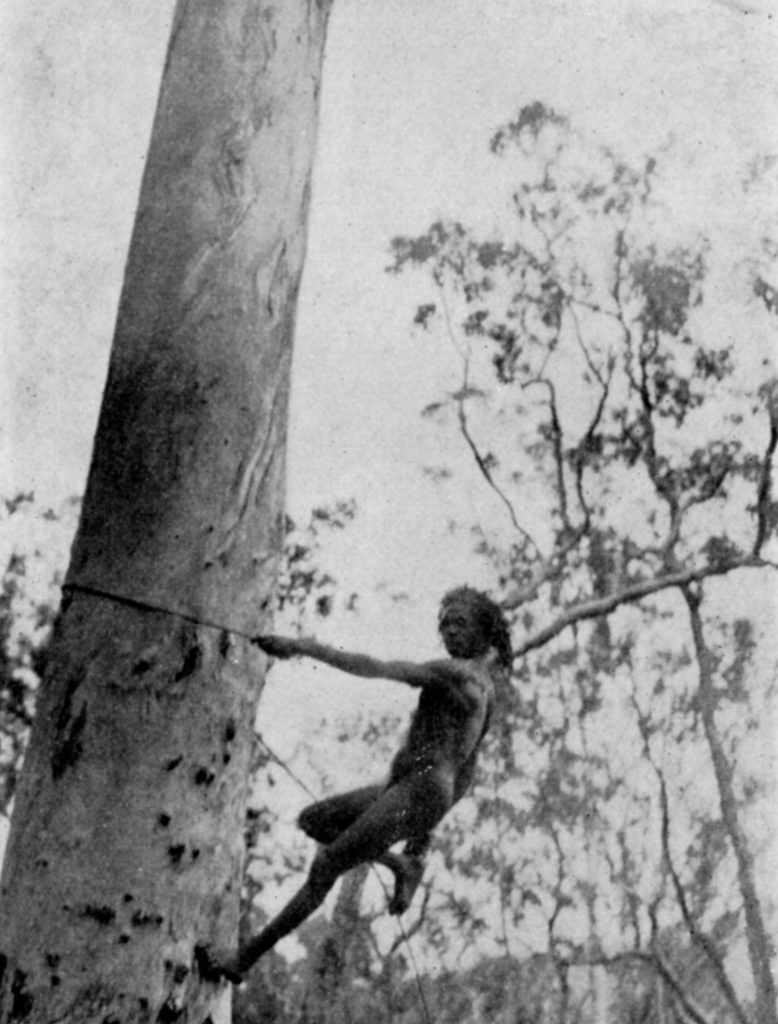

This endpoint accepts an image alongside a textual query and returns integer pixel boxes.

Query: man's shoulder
[419,658,492,708]
[419,657,469,682]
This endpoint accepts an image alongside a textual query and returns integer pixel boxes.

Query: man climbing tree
[0,2,332,1022]
[199,586,512,981]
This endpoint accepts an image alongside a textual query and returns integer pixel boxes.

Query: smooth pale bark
[0,2,331,1021]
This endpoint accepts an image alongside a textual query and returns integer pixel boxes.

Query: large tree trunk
[0,2,332,1022]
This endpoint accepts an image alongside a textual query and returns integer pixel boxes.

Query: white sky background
[1,0,777,958]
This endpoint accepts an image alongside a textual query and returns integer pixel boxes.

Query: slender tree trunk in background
[683,588,777,1024]
[299,864,370,1024]
[0,2,332,1021]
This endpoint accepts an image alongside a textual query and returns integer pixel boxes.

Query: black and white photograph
[1,2,776,1021]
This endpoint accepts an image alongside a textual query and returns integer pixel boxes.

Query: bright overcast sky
[1,0,776,637]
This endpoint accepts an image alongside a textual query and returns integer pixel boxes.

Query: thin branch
[683,589,778,1024]
[455,374,532,542]
[436,279,539,549]
[628,689,743,1019]
[438,276,548,557]
[652,757,749,1024]
[570,357,613,529]
[566,298,610,389]
[636,331,679,524]
[562,950,715,1024]
[502,371,602,608]
[754,384,778,556]
[504,542,576,609]
[650,951,717,1024]
[524,377,570,529]
[611,234,683,559]
[509,554,770,654]
[491,770,514,957]
[386,882,431,956]
[499,209,621,326]
[610,231,685,555]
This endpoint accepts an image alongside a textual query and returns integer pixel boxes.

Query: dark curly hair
[439,586,513,670]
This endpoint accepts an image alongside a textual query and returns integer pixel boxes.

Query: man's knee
[298,801,337,843]
[298,802,319,838]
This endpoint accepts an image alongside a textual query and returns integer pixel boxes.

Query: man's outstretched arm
[253,634,448,689]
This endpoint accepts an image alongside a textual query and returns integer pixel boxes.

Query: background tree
[385,103,777,1024]
[225,103,778,1024]
[0,2,332,1022]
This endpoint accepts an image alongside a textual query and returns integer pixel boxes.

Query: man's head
[438,587,512,669]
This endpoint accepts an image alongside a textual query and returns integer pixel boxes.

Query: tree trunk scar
[251,6,277,75]
[51,673,88,779]
[214,123,253,205]
[251,236,287,324]
[173,642,203,683]
[178,195,264,317]
[265,239,288,320]
[210,376,287,564]
[51,704,88,779]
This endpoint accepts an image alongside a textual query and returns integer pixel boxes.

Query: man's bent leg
[330,775,445,917]
[199,775,448,981]
[198,846,343,982]
[298,785,383,844]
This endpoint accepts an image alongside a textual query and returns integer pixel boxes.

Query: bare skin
[197,599,500,983]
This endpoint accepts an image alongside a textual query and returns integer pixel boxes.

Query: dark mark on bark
[219,630,231,658]
[11,968,33,1020]
[51,672,87,779]
[194,767,215,787]
[80,904,116,925]
[171,963,189,984]
[131,910,164,928]
[168,844,186,866]
[174,643,202,683]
